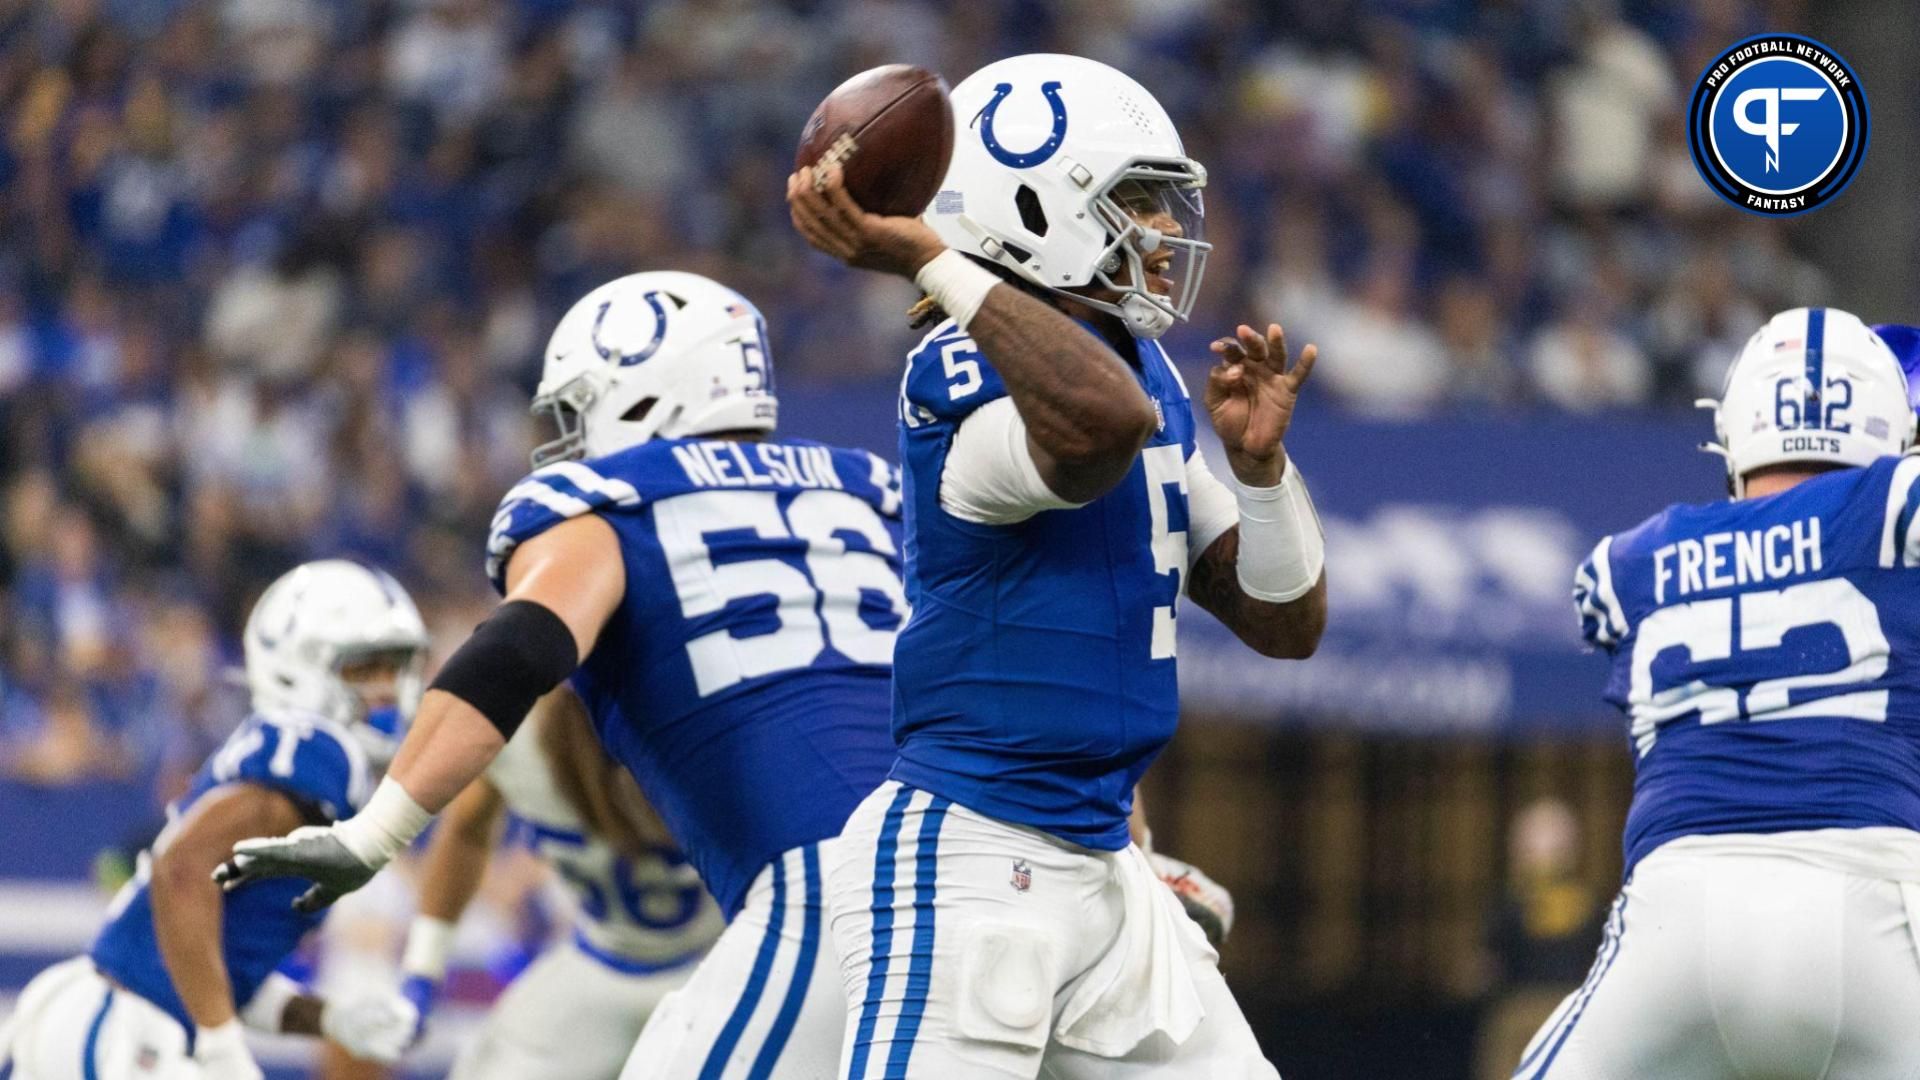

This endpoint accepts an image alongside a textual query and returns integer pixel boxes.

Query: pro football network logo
[1688,35,1868,216]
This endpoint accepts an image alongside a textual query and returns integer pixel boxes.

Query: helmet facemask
[929,54,1215,342]
[243,561,431,769]
[530,375,600,468]
[1081,162,1210,339]
[333,643,428,768]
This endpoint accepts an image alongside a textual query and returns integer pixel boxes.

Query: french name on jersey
[1652,516,1822,603]
[670,441,846,492]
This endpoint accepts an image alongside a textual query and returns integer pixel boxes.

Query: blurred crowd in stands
[0,0,1826,779]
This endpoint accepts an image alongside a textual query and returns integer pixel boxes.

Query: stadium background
[0,0,1915,1076]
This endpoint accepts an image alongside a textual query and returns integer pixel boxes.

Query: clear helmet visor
[1088,164,1210,333]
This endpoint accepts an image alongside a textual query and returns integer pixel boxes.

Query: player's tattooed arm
[152,783,307,1029]
[962,280,1158,503]
[1188,322,1327,658]
[1188,528,1326,658]
[787,163,1155,503]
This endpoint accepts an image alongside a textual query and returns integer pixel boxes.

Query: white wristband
[337,777,433,868]
[1232,460,1325,603]
[239,972,303,1033]
[195,1017,249,1060]
[914,249,1000,331]
[402,915,457,981]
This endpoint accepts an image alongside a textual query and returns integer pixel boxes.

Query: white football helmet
[925,53,1210,340]
[1700,307,1915,496]
[243,560,430,765]
[531,271,777,466]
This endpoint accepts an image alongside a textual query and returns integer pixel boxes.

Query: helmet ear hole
[621,398,657,424]
[1014,185,1049,237]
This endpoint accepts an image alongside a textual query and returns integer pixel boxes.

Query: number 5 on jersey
[1144,444,1190,660]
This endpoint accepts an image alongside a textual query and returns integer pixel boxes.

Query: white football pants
[1514,842,1920,1080]
[450,933,700,1080]
[829,781,1277,1080]
[623,841,846,1079]
[4,957,194,1080]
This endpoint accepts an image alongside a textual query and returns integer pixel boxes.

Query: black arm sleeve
[428,600,580,739]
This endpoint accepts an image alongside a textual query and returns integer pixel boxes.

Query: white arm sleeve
[1184,449,1239,569]
[939,396,1087,525]
[1231,462,1325,602]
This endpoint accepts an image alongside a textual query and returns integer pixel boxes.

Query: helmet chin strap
[1120,292,1174,339]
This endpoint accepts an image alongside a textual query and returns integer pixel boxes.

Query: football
[795,63,954,218]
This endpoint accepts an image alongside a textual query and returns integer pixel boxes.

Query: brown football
[796,64,954,218]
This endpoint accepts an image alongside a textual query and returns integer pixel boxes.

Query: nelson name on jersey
[1652,516,1821,601]
[671,440,848,492]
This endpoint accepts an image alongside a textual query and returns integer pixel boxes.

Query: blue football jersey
[91,710,372,1034]
[890,318,1199,850]
[486,438,905,917]
[1577,455,1920,874]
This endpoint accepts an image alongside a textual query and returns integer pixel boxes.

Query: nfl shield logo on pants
[1010,858,1032,892]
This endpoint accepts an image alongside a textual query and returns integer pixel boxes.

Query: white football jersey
[487,728,724,965]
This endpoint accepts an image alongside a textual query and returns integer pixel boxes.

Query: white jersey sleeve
[1573,535,1628,649]
[1878,454,1920,568]
[939,396,1086,525]
[1184,448,1239,569]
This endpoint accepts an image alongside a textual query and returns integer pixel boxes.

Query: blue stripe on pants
[748,844,822,1079]
[81,988,113,1080]
[883,797,950,1079]
[701,855,789,1079]
[847,786,915,1080]
[1514,893,1630,1079]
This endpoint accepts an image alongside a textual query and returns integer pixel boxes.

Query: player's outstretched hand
[1204,322,1318,488]
[213,825,377,913]
[786,163,946,279]
[321,991,421,1064]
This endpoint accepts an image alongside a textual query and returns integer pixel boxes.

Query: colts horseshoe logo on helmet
[976,80,1069,169]
[594,289,672,367]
